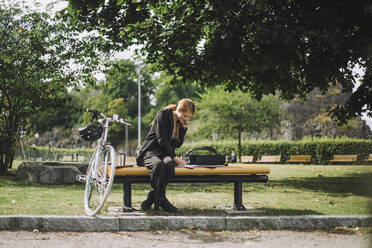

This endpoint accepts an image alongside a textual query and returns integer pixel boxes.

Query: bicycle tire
[84,144,116,216]
[86,145,99,175]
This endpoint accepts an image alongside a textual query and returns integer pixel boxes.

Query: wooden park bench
[329,154,357,163]
[240,156,254,163]
[125,156,137,166]
[366,154,372,162]
[286,155,311,163]
[256,155,281,163]
[77,156,86,162]
[61,156,73,162]
[114,165,270,211]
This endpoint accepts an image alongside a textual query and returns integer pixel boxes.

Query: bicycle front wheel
[84,145,116,216]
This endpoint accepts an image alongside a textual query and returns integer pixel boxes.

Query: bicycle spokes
[84,144,116,216]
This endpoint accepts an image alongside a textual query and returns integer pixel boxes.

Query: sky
[352,66,372,128]
[11,0,372,129]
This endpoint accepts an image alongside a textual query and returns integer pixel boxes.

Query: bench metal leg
[123,182,136,212]
[233,181,246,210]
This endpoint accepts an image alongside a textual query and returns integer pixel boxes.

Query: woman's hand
[181,120,189,128]
[175,110,193,129]
[173,156,187,166]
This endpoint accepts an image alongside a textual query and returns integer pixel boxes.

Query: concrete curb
[0,215,371,232]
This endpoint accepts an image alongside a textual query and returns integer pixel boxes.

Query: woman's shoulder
[154,108,173,123]
[158,108,173,117]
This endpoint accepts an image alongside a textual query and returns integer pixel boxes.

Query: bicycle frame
[91,117,110,185]
[82,109,132,216]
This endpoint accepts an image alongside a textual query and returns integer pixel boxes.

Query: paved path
[0,229,370,248]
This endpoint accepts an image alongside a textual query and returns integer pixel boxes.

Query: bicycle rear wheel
[84,145,116,216]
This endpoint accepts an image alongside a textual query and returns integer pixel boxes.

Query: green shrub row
[15,138,372,165]
[15,146,94,161]
[177,138,372,164]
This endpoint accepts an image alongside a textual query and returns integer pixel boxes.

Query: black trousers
[143,151,176,205]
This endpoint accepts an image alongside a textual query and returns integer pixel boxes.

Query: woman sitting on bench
[136,98,195,212]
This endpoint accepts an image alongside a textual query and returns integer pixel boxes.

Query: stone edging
[0,215,371,232]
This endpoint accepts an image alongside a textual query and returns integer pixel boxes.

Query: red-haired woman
[137,99,195,212]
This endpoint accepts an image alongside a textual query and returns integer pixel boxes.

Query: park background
[2,1,372,162]
[1,0,372,222]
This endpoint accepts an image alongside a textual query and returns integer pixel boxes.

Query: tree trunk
[0,147,8,175]
[0,152,4,175]
[0,149,14,175]
[270,128,273,139]
[0,135,16,175]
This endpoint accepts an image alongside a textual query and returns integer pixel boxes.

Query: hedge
[176,138,372,165]
[14,146,94,162]
[15,138,372,165]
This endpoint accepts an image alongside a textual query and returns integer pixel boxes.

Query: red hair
[165,98,195,114]
[164,99,195,139]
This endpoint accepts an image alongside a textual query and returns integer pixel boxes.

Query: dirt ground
[0,228,371,248]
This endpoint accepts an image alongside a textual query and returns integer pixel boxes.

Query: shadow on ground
[144,208,226,216]
[268,173,372,197]
[261,208,323,216]
[142,207,322,216]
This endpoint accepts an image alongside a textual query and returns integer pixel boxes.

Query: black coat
[136,108,187,166]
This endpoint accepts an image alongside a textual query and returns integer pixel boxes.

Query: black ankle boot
[160,197,177,213]
[153,192,162,210]
[141,191,154,210]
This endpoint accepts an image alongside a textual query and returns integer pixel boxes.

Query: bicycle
[78,109,132,216]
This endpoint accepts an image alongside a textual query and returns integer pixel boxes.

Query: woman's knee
[163,156,176,178]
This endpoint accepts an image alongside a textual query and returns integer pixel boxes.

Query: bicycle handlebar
[86,109,99,114]
[87,108,105,116]
[86,109,132,126]
[118,118,132,126]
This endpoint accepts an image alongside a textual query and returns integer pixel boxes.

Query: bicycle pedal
[76,174,86,182]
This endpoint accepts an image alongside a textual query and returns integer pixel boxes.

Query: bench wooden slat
[114,165,270,176]
[286,155,311,163]
[329,154,357,162]
[367,154,372,162]
[115,174,269,183]
[240,156,254,163]
[256,155,281,163]
[125,156,137,165]
[77,156,85,162]
[61,156,72,162]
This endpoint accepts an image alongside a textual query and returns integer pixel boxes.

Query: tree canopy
[80,59,155,145]
[102,60,154,120]
[142,71,205,124]
[195,87,285,159]
[66,0,372,122]
[0,2,107,174]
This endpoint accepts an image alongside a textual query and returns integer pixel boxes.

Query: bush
[16,138,372,165]
[15,146,94,162]
[177,138,372,164]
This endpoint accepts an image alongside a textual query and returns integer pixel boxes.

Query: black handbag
[184,146,226,165]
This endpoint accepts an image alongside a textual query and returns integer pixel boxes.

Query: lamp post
[135,63,145,153]
[19,126,27,161]
[125,124,128,155]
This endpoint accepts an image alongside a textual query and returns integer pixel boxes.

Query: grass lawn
[0,161,371,216]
